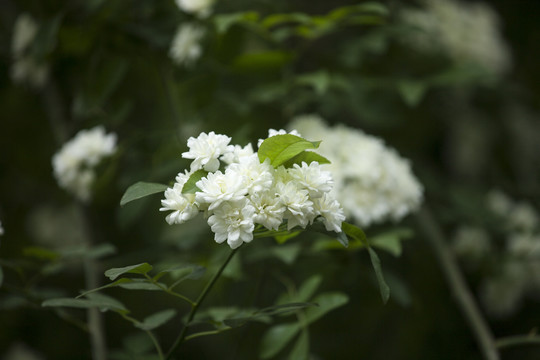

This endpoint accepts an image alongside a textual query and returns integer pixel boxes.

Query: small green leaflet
[104,263,153,281]
[342,221,390,303]
[258,134,323,168]
[120,182,168,206]
[181,169,208,194]
[135,309,177,331]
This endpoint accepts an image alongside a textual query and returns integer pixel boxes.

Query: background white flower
[52,126,117,202]
[175,0,214,18]
[11,13,49,88]
[169,23,205,67]
[400,0,511,75]
[182,131,234,171]
[289,114,423,227]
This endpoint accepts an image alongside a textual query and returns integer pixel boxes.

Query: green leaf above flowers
[120,182,168,206]
[258,134,323,168]
[182,169,208,194]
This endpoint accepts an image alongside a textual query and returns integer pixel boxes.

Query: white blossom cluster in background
[288,115,423,228]
[452,189,540,317]
[169,23,205,67]
[400,0,512,75]
[175,0,214,18]
[11,13,49,88]
[160,131,345,249]
[52,126,117,202]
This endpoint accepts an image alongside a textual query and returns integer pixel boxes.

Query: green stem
[184,328,232,341]
[143,274,196,306]
[416,207,499,360]
[165,247,239,359]
[496,335,540,350]
[120,313,164,360]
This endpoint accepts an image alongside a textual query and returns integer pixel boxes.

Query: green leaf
[289,330,309,360]
[397,80,427,107]
[368,247,390,304]
[118,279,164,291]
[120,182,168,206]
[341,221,368,245]
[105,263,153,281]
[262,13,312,28]
[296,275,323,303]
[233,51,295,72]
[304,292,349,324]
[135,309,177,331]
[270,244,301,265]
[282,151,331,168]
[370,228,413,257]
[214,12,259,34]
[22,246,59,261]
[260,323,301,359]
[43,293,127,312]
[258,134,322,168]
[76,278,133,298]
[182,170,208,194]
[309,221,348,248]
[328,3,389,20]
[275,231,301,244]
[295,71,330,95]
[223,302,314,328]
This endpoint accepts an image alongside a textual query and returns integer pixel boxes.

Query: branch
[416,207,499,360]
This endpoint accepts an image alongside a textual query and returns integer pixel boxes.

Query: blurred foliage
[1,0,540,359]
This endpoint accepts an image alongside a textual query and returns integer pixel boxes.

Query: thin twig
[496,334,540,350]
[416,207,499,360]
[165,247,239,359]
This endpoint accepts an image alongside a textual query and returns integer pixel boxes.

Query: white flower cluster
[288,115,423,228]
[169,23,205,67]
[175,0,214,18]
[52,126,117,202]
[400,0,511,75]
[160,131,345,249]
[480,190,540,317]
[11,13,49,88]
[452,190,540,317]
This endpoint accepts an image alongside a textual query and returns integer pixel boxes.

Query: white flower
[227,154,274,195]
[507,233,540,259]
[12,13,38,56]
[175,0,214,18]
[507,202,538,232]
[195,169,247,210]
[400,0,511,75]
[221,143,255,165]
[52,126,117,202]
[182,131,233,171]
[11,13,49,88]
[314,193,345,233]
[276,181,315,230]
[250,191,286,231]
[486,189,513,217]
[207,200,255,249]
[288,161,333,199]
[452,225,491,260]
[160,183,199,225]
[289,115,423,227]
[257,128,302,148]
[169,23,205,67]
